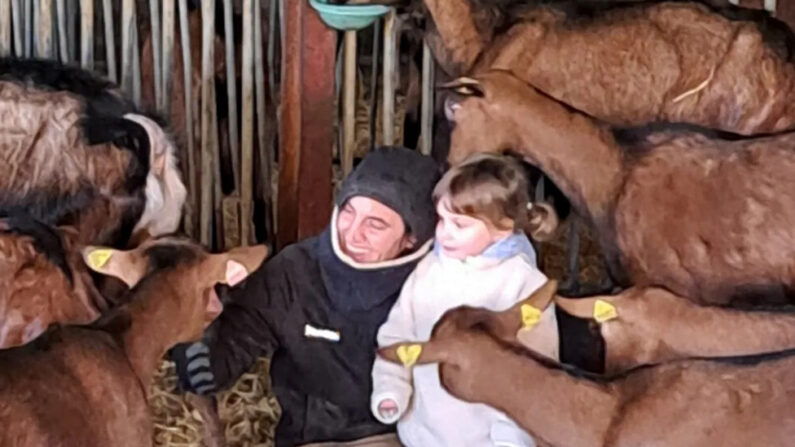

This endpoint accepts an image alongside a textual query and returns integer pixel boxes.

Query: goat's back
[614,133,795,305]
[611,352,795,447]
[0,329,152,447]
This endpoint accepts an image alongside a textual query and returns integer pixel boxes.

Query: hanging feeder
[308,0,389,31]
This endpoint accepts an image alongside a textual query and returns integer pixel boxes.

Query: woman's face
[337,196,415,263]
[435,195,510,260]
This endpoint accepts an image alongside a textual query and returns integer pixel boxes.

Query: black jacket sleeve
[171,247,295,394]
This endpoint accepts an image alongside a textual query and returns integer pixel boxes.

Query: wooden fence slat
[200,0,218,246]
[56,0,68,62]
[342,30,356,176]
[132,20,141,106]
[267,0,278,107]
[11,0,23,57]
[382,8,397,146]
[66,0,76,60]
[369,18,380,151]
[255,0,272,242]
[149,0,162,110]
[223,0,240,191]
[79,0,93,69]
[178,0,197,238]
[35,0,53,59]
[420,39,434,156]
[161,0,174,113]
[102,0,116,81]
[0,1,11,57]
[240,0,255,246]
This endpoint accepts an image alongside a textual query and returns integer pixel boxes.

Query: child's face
[435,195,512,259]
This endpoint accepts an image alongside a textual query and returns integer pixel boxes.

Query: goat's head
[82,238,268,343]
[122,114,188,244]
[440,71,534,165]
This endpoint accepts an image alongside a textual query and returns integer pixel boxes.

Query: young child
[370,153,559,447]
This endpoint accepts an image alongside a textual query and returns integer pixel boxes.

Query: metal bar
[178,0,196,238]
[149,0,162,110]
[56,0,68,61]
[161,0,175,113]
[240,0,254,245]
[342,30,356,176]
[121,0,135,94]
[200,0,218,246]
[11,0,23,57]
[35,0,52,59]
[24,0,31,57]
[382,8,397,146]
[254,0,270,243]
[79,0,93,70]
[369,17,380,151]
[0,1,11,57]
[223,0,240,191]
[102,0,116,82]
[420,39,435,156]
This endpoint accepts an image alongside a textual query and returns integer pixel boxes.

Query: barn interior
[0,0,793,446]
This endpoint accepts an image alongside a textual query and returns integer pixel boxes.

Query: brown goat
[443,70,795,306]
[435,280,795,374]
[379,323,795,447]
[0,237,268,447]
[422,0,795,134]
[0,58,187,248]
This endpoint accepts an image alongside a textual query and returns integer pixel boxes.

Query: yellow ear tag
[87,249,114,270]
[521,304,542,330]
[396,344,422,368]
[593,299,618,323]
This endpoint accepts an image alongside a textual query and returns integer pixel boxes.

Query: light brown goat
[423,0,795,134]
[0,237,268,447]
[435,280,795,374]
[443,70,795,305]
[379,322,795,447]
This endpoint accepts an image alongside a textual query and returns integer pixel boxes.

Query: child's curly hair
[433,153,559,241]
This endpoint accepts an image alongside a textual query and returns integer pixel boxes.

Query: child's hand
[378,399,399,420]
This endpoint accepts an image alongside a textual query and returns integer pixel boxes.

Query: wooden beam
[79,0,93,70]
[55,0,68,62]
[382,8,397,146]
[148,0,162,109]
[342,30,356,176]
[223,0,240,192]
[161,0,174,113]
[0,1,11,57]
[420,39,434,156]
[241,0,254,245]
[277,0,335,249]
[11,0,23,57]
[35,0,52,59]
[102,0,116,82]
[200,0,218,246]
[178,0,197,238]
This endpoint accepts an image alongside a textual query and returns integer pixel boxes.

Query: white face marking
[123,114,187,237]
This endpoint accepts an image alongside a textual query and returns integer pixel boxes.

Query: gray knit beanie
[336,146,441,244]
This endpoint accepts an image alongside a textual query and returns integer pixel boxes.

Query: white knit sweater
[371,235,558,447]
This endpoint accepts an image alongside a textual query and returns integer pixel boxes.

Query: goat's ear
[124,113,169,176]
[437,76,485,98]
[208,244,269,287]
[554,296,619,323]
[82,246,148,288]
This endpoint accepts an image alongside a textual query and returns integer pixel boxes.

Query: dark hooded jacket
[170,147,440,446]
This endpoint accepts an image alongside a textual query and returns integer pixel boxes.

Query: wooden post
[277,0,335,249]
[420,39,434,156]
[240,0,254,246]
[382,8,397,146]
[161,0,174,113]
[66,0,76,59]
[55,0,68,62]
[267,0,278,106]
[102,0,116,82]
[148,0,162,108]
[79,0,93,70]
[369,18,380,151]
[11,0,22,57]
[178,0,197,238]
[0,1,11,57]
[200,0,218,246]
[342,30,356,176]
[36,0,52,59]
[223,0,240,191]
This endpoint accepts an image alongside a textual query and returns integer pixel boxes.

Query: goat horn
[436,76,481,89]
